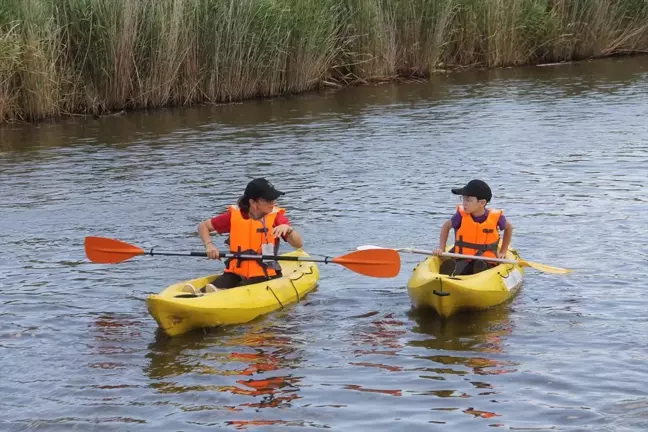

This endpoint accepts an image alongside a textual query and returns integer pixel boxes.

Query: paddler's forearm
[286,229,303,249]
[198,220,214,248]
[500,222,513,254]
[438,220,452,250]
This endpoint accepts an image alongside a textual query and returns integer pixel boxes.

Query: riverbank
[1,0,647,122]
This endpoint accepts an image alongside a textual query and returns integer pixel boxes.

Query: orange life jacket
[226,205,284,279]
[451,205,501,258]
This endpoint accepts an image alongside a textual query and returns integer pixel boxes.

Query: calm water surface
[1,56,648,431]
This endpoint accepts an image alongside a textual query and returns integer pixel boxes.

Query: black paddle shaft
[147,250,336,263]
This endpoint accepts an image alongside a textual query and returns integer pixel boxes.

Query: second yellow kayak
[146,250,319,336]
[407,249,524,318]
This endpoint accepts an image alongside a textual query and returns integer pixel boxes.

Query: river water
[1,56,648,431]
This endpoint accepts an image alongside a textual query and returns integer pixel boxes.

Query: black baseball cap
[244,178,285,201]
[451,179,492,202]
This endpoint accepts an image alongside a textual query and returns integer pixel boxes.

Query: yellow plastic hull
[146,250,319,336]
[406,250,524,318]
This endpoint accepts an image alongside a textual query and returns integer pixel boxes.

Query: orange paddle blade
[85,236,145,264]
[332,248,401,278]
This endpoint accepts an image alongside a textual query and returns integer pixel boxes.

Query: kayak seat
[439,259,456,275]
[200,284,220,294]
[182,283,198,294]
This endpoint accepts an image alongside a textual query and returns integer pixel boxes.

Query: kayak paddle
[356,244,572,274]
[85,236,401,278]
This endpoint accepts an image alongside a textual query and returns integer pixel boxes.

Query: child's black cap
[451,179,492,202]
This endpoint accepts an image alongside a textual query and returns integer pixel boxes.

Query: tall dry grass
[0,0,647,122]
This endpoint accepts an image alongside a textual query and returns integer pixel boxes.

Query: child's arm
[433,220,453,256]
[498,221,513,258]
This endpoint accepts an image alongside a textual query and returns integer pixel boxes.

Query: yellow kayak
[407,249,524,318]
[146,250,319,336]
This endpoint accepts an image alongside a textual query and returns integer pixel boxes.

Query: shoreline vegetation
[1,0,647,123]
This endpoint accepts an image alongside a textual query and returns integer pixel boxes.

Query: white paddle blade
[356,245,388,250]
[356,245,419,253]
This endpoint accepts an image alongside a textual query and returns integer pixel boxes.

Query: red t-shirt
[210,210,292,239]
